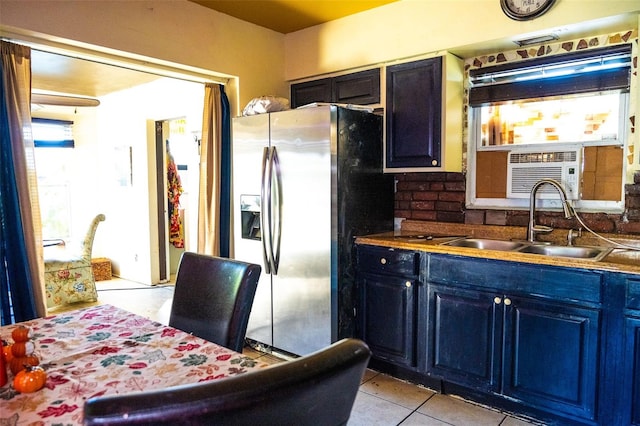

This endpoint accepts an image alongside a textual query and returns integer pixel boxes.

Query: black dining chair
[168,252,261,353]
[83,338,371,426]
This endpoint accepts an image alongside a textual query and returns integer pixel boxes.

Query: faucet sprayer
[527,178,574,243]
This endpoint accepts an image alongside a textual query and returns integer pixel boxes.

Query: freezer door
[270,107,333,355]
[232,114,272,347]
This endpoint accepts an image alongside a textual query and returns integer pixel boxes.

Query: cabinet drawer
[429,254,602,303]
[626,278,640,310]
[357,245,419,277]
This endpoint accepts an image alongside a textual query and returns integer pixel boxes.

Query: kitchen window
[466,44,631,213]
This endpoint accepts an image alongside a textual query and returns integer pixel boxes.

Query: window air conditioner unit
[507,150,580,200]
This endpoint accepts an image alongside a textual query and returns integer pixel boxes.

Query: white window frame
[466,48,631,214]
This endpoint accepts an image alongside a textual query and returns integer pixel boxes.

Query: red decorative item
[1,340,12,363]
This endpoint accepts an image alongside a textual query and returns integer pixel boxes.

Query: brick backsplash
[394,172,640,235]
[395,173,466,224]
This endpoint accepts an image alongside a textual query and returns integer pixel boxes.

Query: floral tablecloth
[0,304,269,425]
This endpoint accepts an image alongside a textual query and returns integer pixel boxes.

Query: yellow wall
[284,0,640,80]
[0,0,288,114]
[283,1,640,183]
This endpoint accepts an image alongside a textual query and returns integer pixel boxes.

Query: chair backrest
[168,252,261,353]
[83,338,371,426]
[80,214,106,260]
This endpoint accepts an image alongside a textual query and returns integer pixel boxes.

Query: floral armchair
[44,214,106,308]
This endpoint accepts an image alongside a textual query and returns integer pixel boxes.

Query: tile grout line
[394,393,452,426]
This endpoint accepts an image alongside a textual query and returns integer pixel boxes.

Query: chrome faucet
[527,178,574,243]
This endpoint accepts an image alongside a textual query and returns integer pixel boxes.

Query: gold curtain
[1,41,46,317]
[197,83,222,255]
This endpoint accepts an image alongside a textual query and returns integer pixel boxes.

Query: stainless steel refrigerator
[232,105,393,356]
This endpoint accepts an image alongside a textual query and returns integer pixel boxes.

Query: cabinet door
[290,78,332,108]
[290,69,380,108]
[359,272,416,367]
[386,57,442,169]
[334,69,380,105]
[503,297,599,421]
[425,283,501,392]
[625,316,640,425]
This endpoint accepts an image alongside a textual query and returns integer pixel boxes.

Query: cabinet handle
[380,258,387,265]
[494,297,502,304]
[504,298,512,306]
[405,281,412,288]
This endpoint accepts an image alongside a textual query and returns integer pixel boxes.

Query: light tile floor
[62,277,546,426]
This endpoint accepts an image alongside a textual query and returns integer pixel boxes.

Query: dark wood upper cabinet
[333,69,380,105]
[384,54,463,172]
[291,68,380,108]
[386,57,442,169]
[290,77,333,108]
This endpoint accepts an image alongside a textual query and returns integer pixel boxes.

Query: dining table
[0,304,270,425]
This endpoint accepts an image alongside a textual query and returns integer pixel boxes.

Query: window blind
[469,44,631,106]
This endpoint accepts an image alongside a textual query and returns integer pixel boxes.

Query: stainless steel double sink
[440,237,613,262]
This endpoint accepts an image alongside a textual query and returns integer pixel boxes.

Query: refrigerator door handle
[260,146,272,274]
[271,146,282,275]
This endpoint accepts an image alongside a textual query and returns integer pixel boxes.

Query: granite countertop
[355,220,640,276]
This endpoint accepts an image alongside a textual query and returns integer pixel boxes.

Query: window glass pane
[35,147,73,240]
[32,118,74,147]
[32,120,72,141]
[478,91,622,147]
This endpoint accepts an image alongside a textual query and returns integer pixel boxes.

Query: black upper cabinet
[333,70,380,105]
[290,69,380,108]
[290,77,333,108]
[386,57,442,169]
[385,54,463,172]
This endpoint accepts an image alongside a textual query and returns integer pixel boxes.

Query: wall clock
[500,0,557,21]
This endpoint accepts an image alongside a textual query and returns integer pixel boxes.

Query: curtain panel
[0,41,46,324]
[197,84,231,257]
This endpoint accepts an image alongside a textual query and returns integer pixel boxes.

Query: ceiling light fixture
[31,93,100,107]
[513,33,559,47]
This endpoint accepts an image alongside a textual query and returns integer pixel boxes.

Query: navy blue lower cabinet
[356,245,420,368]
[502,296,599,421]
[624,316,640,425]
[624,277,640,426]
[353,246,629,424]
[425,283,501,392]
[358,271,417,367]
[426,283,600,422]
